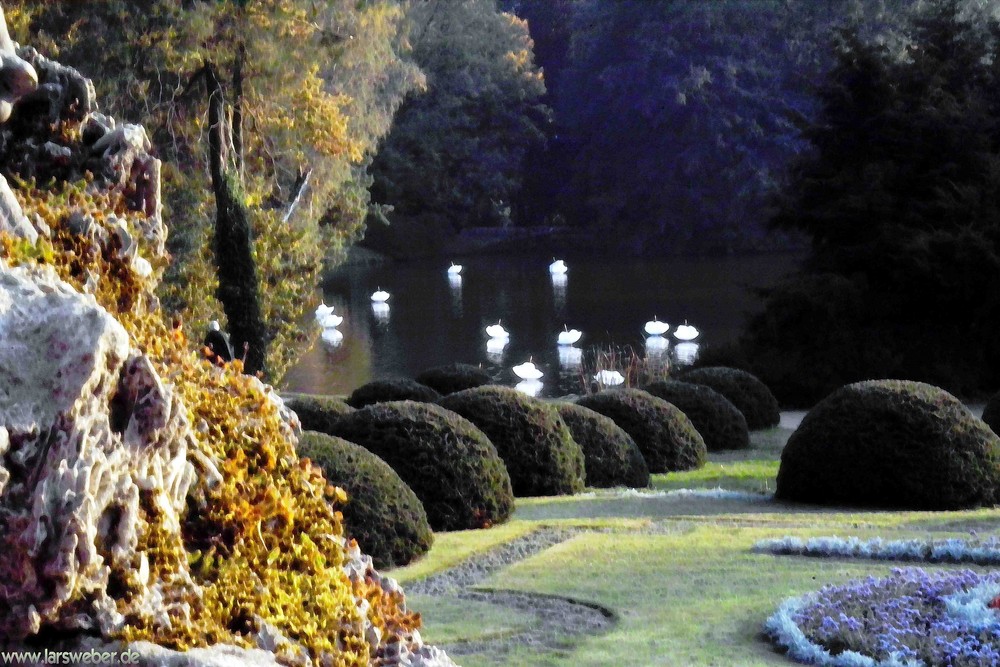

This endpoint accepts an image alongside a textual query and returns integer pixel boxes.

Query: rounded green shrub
[644,380,749,451]
[298,431,433,569]
[983,391,1000,436]
[415,363,494,395]
[347,378,441,408]
[326,401,514,531]
[576,389,706,473]
[555,403,649,488]
[776,380,1000,509]
[281,392,355,434]
[438,386,585,496]
[681,366,780,430]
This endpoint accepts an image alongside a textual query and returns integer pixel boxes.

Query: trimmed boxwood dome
[281,392,354,434]
[576,389,706,473]
[556,402,649,488]
[983,391,1000,436]
[415,363,494,395]
[326,401,514,531]
[298,431,433,569]
[682,366,780,430]
[439,386,585,496]
[347,378,441,408]
[776,380,1000,509]
[644,380,749,451]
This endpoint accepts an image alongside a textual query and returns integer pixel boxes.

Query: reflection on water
[281,253,800,397]
[550,272,567,316]
[515,379,544,397]
[558,345,583,369]
[645,335,669,353]
[448,273,463,317]
[321,327,344,348]
[485,336,508,363]
[371,302,390,325]
[674,342,700,365]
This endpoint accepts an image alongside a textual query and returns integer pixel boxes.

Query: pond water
[280,253,801,398]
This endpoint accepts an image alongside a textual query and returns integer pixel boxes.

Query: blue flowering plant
[766,568,1000,666]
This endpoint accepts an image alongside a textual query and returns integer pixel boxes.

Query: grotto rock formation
[0,261,199,641]
[0,5,458,666]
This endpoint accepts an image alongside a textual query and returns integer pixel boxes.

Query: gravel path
[407,528,616,658]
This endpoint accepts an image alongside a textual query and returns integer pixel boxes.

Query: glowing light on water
[644,318,670,336]
[515,379,544,397]
[594,369,625,386]
[674,342,700,365]
[372,302,390,325]
[557,327,582,345]
[558,345,583,368]
[513,360,544,380]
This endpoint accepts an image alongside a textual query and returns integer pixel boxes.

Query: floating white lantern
[315,302,335,321]
[447,263,463,275]
[549,259,568,275]
[557,327,582,346]
[513,360,544,380]
[594,369,625,386]
[486,321,509,339]
[320,313,344,328]
[644,317,670,336]
[370,289,390,303]
[674,323,700,341]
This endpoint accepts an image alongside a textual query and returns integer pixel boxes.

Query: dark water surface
[280,253,801,397]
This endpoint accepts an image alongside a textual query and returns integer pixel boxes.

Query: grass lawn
[389,425,1000,666]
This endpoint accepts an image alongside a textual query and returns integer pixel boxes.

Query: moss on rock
[644,380,749,451]
[576,389,706,473]
[327,401,514,531]
[439,386,585,496]
[681,366,780,430]
[416,363,493,395]
[347,378,441,408]
[776,380,1000,509]
[282,392,354,434]
[298,431,433,569]
[556,402,649,488]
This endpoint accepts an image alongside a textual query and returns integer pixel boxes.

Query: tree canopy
[8,0,421,376]
[365,0,547,255]
[743,0,1000,404]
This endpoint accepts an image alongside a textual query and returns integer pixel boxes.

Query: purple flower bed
[766,568,1000,666]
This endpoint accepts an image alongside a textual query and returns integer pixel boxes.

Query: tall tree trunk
[205,60,268,376]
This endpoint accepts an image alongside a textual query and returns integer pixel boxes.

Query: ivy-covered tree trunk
[205,61,268,375]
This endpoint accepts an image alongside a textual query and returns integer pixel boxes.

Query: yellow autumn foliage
[1,177,420,663]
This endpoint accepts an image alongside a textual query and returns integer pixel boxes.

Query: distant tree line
[739,0,1000,404]
[10,0,999,402]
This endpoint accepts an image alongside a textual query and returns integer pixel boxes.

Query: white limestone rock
[0,263,197,641]
[0,174,35,244]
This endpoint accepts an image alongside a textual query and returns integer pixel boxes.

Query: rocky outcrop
[0,5,459,666]
[0,7,164,256]
[0,262,199,641]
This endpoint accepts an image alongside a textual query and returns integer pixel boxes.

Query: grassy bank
[389,425,1000,666]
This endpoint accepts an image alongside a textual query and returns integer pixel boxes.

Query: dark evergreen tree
[744,0,1000,404]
